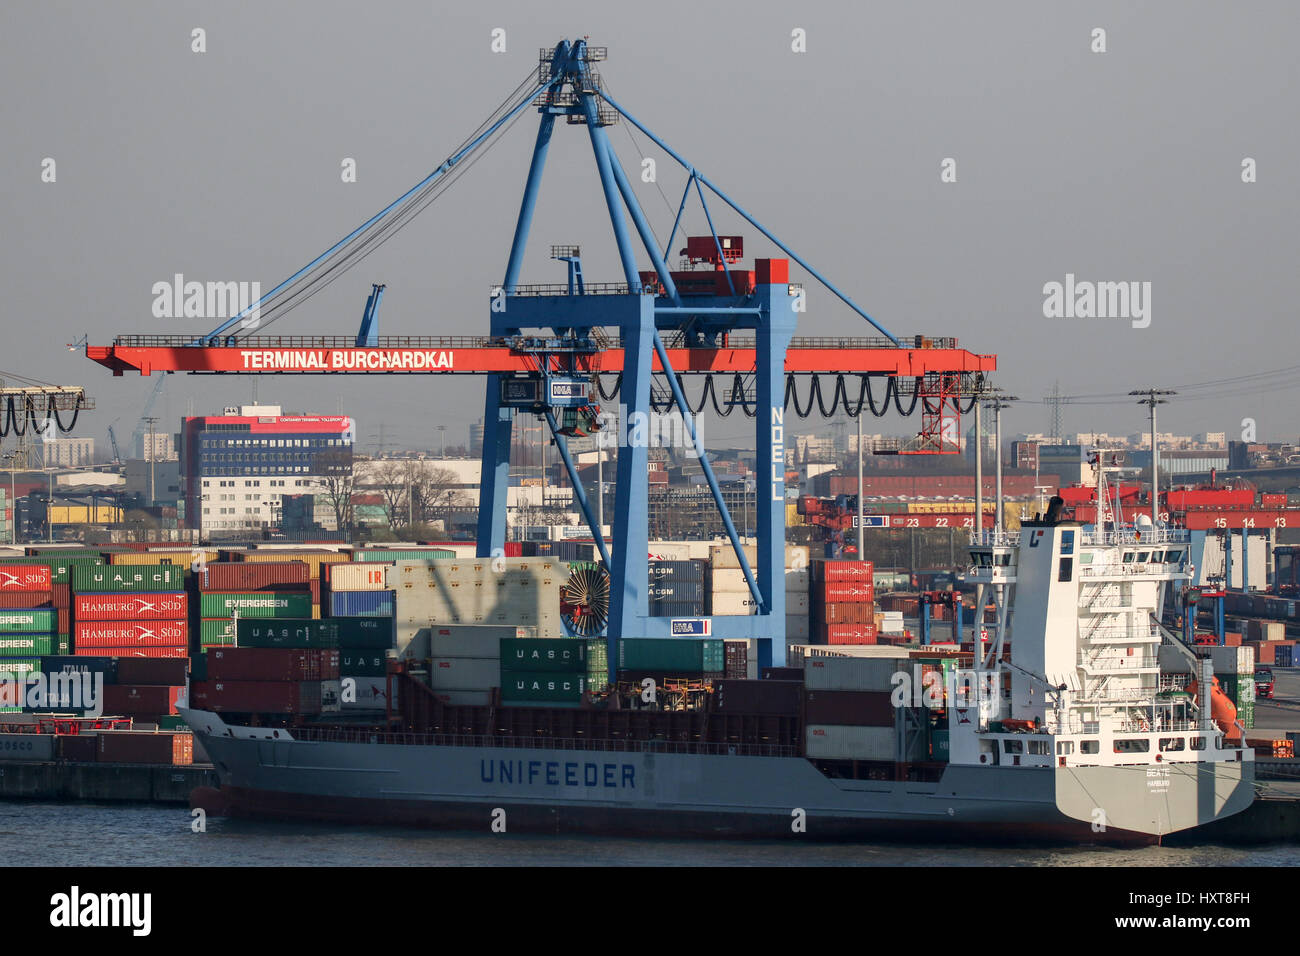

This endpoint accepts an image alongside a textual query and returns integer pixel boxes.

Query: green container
[932,729,950,761]
[340,649,387,676]
[0,657,41,676]
[500,670,586,703]
[25,547,104,557]
[1238,700,1255,729]
[200,619,237,643]
[73,564,184,592]
[3,555,103,584]
[585,638,610,691]
[617,638,725,674]
[56,636,70,655]
[1237,675,1255,705]
[354,549,455,562]
[0,609,56,634]
[157,714,189,731]
[200,591,313,619]
[332,617,394,649]
[500,638,588,673]
[236,618,340,649]
[0,635,53,656]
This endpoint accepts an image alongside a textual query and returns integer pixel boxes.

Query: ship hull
[182,709,1254,845]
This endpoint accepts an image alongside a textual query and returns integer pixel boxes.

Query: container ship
[181,472,1256,844]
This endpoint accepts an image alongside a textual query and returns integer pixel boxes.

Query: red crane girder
[85,335,996,378]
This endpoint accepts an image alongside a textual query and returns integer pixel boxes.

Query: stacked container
[194,561,312,652]
[647,560,707,617]
[426,624,528,706]
[803,654,911,760]
[810,560,877,645]
[1203,644,1256,730]
[3,552,105,654]
[71,564,188,659]
[617,637,725,680]
[0,564,54,694]
[194,629,341,715]
[499,636,588,706]
[101,657,189,722]
[326,561,395,618]
[333,615,396,713]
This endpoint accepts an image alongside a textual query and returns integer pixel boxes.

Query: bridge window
[1150,551,1164,563]
[1056,741,1075,755]
[1159,737,1185,752]
[1080,740,1100,754]
[1123,552,1136,563]
[1166,550,1183,563]
[1136,552,1150,563]
[1058,557,1073,582]
[1028,740,1051,755]
[1190,736,1207,751]
[1002,739,1023,754]
[1113,738,1150,754]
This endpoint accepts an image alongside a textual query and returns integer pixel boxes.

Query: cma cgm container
[72,565,185,592]
[617,638,725,674]
[329,590,395,618]
[0,609,56,633]
[236,619,341,649]
[74,592,188,621]
[200,591,314,619]
[73,620,187,649]
[500,671,586,704]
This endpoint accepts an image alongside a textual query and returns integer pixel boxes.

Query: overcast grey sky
[2,1,1296,453]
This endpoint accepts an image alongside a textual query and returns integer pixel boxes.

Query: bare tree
[372,458,410,528]
[316,448,355,539]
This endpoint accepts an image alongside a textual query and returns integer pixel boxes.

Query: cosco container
[617,638,725,674]
[236,619,340,649]
[0,609,56,633]
[0,733,56,761]
[200,591,314,619]
[72,565,185,592]
[500,638,588,672]
[500,670,586,703]
[73,619,187,649]
[328,590,394,618]
[198,561,311,591]
[73,592,188,621]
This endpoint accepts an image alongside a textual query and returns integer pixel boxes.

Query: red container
[58,734,99,762]
[57,607,69,633]
[74,619,187,648]
[1224,632,1242,647]
[0,591,53,609]
[205,647,339,682]
[815,603,874,626]
[198,561,311,591]
[713,679,801,715]
[813,580,875,604]
[81,646,187,659]
[101,684,184,717]
[812,560,873,583]
[96,731,192,765]
[52,582,70,608]
[73,592,187,621]
[1250,641,1276,665]
[0,565,51,591]
[114,657,189,686]
[820,622,879,644]
[190,679,324,714]
[804,690,895,726]
[310,578,321,606]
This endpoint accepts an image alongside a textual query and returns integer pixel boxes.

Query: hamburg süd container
[0,564,52,591]
[73,592,188,622]
[73,619,187,648]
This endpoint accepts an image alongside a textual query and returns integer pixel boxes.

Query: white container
[1207,645,1254,675]
[804,655,909,691]
[329,564,390,591]
[340,673,399,710]
[428,657,499,691]
[785,614,810,639]
[710,591,759,616]
[427,624,535,659]
[786,591,809,615]
[435,690,491,706]
[784,568,809,594]
[805,725,894,760]
[709,544,809,570]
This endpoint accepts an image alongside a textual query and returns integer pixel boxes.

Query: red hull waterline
[189,786,1159,847]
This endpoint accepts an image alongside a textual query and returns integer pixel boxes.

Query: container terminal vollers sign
[240,349,454,371]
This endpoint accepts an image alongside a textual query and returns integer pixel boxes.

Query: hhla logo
[1042,273,1152,329]
[0,670,103,716]
[49,886,151,936]
[152,273,262,328]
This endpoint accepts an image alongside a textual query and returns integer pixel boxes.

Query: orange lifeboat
[1187,676,1241,742]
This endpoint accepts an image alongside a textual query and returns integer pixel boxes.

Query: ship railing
[1079,528,1190,546]
[289,726,799,758]
[970,530,1018,547]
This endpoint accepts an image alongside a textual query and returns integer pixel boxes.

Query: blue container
[329,590,395,618]
[648,599,706,617]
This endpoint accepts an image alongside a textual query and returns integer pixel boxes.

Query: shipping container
[0,635,52,655]
[326,563,390,591]
[0,565,51,591]
[804,655,909,691]
[73,592,187,621]
[200,591,314,619]
[812,560,874,583]
[96,731,192,765]
[0,591,54,609]
[73,620,187,649]
[431,689,489,707]
[786,613,810,639]
[1200,645,1255,674]
[429,657,499,691]
[340,674,397,710]
[236,619,340,649]
[426,624,535,659]
[114,658,188,686]
[206,647,339,682]
[41,655,116,681]
[198,561,311,591]
[617,638,725,674]
[57,734,99,762]
[328,590,395,618]
[230,550,351,577]
[500,670,586,703]
[72,565,185,592]
[812,580,876,604]
[713,679,801,715]
[819,622,879,645]
[0,657,41,677]
[815,603,876,626]
[0,609,56,633]
[0,733,56,761]
[99,646,189,658]
[1,555,103,585]
[804,689,895,725]
[709,592,759,616]
[353,549,455,562]
[189,679,329,714]
[199,619,237,644]
[101,685,184,717]
[331,616,395,649]
[108,549,213,566]
[805,724,894,760]
[339,650,387,676]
